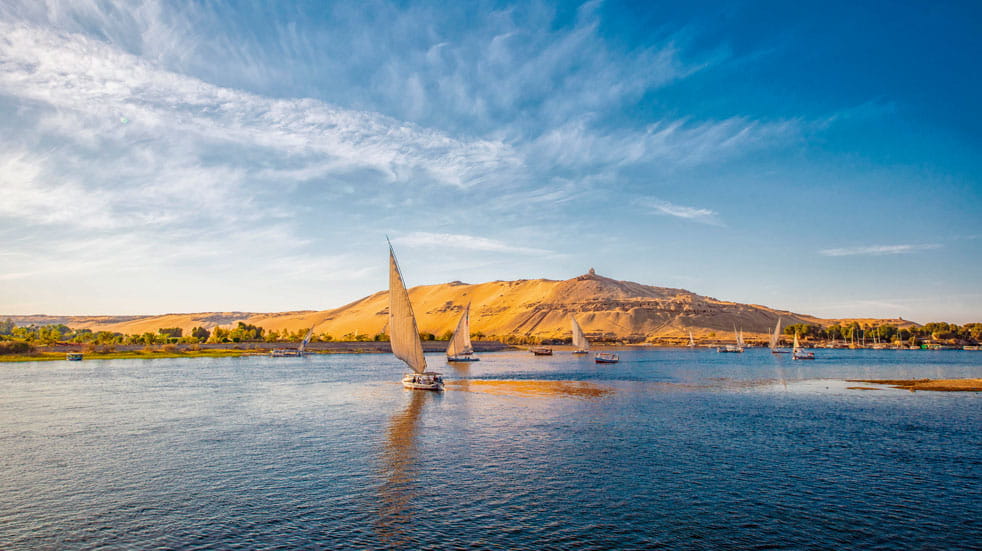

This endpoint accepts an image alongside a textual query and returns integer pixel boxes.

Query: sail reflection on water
[375,391,431,546]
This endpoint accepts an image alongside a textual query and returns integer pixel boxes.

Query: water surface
[1,348,979,549]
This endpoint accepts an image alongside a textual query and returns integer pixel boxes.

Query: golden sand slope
[10,271,919,340]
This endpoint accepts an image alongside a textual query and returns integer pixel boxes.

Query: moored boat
[717,325,745,353]
[595,352,619,363]
[271,326,314,357]
[66,352,83,361]
[389,239,443,391]
[530,347,553,356]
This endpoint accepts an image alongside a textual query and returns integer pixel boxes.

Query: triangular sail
[446,303,474,357]
[688,330,695,347]
[389,243,427,374]
[770,318,782,349]
[792,332,800,353]
[299,326,314,353]
[571,316,589,351]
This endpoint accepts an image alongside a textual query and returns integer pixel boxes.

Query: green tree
[191,327,210,341]
[159,327,183,339]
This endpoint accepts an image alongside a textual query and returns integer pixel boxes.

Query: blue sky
[1,0,979,323]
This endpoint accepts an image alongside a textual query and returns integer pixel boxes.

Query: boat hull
[792,353,815,360]
[530,347,553,356]
[595,353,619,364]
[572,350,589,355]
[717,346,744,353]
[402,372,444,391]
[447,356,480,362]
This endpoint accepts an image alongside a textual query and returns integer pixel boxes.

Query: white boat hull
[402,372,444,391]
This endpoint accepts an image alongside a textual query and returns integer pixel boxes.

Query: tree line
[782,322,982,344]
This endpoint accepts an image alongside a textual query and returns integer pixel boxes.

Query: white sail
[688,330,695,347]
[571,316,589,351]
[446,303,474,357]
[389,243,427,374]
[733,325,744,347]
[770,318,782,349]
[792,332,800,353]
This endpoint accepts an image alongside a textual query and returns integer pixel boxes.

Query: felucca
[792,332,815,360]
[447,303,479,362]
[770,318,788,354]
[571,316,590,354]
[688,330,696,348]
[388,240,444,390]
[717,325,744,353]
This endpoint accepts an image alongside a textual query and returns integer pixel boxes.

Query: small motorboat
[594,352,619,364]
[66,353,83,361]
[402,372,444,391]
[530,347,553,356]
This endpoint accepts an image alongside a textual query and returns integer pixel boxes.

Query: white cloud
[0,20,521,191]
[819,244,942,257]
[638,197,723,226]
[393,232,550,255]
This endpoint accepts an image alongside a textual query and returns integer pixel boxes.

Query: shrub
[0,341,33,355]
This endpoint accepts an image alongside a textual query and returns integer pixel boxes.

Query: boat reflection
[375,390,432,546]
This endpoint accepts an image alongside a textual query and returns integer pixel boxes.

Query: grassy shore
[0,349,255,362]
[0,340,514,363]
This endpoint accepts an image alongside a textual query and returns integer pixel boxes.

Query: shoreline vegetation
[0,340,513,362]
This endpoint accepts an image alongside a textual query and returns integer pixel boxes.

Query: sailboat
[717,325,744,353]
[792,332,815,360]
[446,303,479,362]
[271,325,315,357]
[770,318,789,354]
[571,316,590,354]
[688,330,696,348]
[389,240,444,390]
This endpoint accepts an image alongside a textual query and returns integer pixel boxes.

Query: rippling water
[1,349,979,549]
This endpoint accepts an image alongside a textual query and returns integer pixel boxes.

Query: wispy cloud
[819,244,942,257]
[638,197,723,226]
[393,232,549,255]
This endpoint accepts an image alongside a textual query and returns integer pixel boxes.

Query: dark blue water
[1,349,979,549]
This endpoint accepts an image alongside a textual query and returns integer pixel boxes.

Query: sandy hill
[4,271,918,342]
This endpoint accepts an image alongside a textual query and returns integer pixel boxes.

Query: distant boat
[717,325,744,353]
[770,318,789,354]
[66,352,83,361]
[571,316,590,354]
[271,326,314,357]
[530,346,553,356]
[389,240,443,391]
[688,330,696,348]
[595,352,619,364]
[447,303,479,362]
[792,333,814,360]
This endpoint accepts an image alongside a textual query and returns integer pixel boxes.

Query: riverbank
[0,340,513,362]
[847,378,982,392]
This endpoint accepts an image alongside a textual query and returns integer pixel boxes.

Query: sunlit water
[1,348,979,549]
